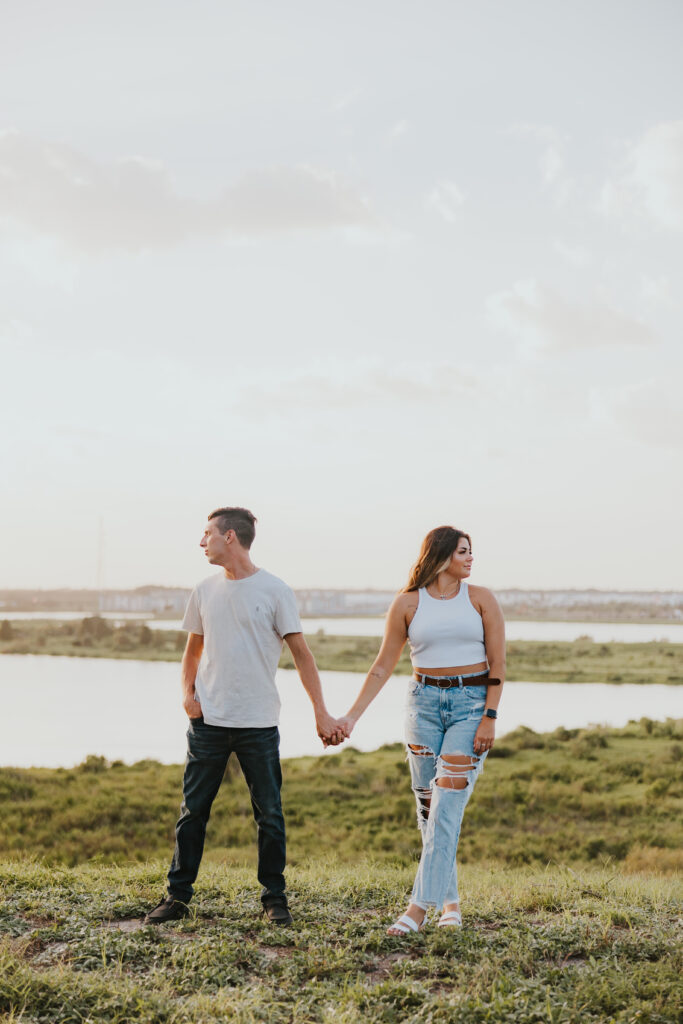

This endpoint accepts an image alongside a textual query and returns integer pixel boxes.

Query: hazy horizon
[2,1,681,593]
[2,576,682,598]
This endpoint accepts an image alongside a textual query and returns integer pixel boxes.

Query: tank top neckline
[421,581,467,603]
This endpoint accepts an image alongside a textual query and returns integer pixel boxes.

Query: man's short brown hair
[209,507,257,549]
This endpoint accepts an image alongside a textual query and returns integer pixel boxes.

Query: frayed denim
[404,675,488,910]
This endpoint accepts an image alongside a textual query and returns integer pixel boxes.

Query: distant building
[98,587,190,614]
[2,586,681,622]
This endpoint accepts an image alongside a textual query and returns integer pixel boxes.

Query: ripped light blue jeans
[405,672,489,911]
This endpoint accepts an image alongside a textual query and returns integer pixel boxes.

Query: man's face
[200,520,229,564]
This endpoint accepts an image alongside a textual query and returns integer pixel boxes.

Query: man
[144,506,345,927]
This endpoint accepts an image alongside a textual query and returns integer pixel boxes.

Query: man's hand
[315,709,349,747]
[183,693,203,720]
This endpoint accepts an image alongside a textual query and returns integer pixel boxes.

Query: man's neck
[222,558,259,581]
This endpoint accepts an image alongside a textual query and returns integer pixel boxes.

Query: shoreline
[0,621,682,684]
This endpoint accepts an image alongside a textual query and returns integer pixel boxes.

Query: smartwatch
[484,708,498,720]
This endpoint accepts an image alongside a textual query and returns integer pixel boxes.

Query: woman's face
[449,538,473,577]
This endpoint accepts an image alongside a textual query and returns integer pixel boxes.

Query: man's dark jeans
[167,718,286,906]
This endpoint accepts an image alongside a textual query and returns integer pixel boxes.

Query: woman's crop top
[407,582,486,668]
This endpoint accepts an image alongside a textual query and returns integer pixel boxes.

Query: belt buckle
[437,677,452,689]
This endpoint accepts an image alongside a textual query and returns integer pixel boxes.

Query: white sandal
[387,913,425,936]
[437,909,462,928]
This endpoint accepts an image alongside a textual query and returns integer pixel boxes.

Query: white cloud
[488,279,655,351]
[425,180,465,223]
[389,119,410,140]
[331,89,362,113]
[553,239,593,267]
[611,379,683,450]
[639,275,671,306]
[0,132,377,251]
[234,361,480,413]
[509,124,573,206]
[599,121,683,231]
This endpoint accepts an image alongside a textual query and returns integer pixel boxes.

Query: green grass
[2,618,682,683]
[2,719,682,872]
[2,719,681,1022]
[0,860,680,1023]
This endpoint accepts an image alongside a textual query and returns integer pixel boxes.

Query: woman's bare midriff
[414,661,488,676]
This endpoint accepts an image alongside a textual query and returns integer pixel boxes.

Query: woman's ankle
[406,902,427,923]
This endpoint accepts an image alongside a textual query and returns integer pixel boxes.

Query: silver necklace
[437,581,461,600]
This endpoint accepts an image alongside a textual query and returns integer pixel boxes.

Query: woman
[338,526,505,935]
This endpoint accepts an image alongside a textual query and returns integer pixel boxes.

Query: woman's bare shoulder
[468,584,500,611]
[388,590,419,629]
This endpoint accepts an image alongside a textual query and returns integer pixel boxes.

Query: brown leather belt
[414,671,500,688]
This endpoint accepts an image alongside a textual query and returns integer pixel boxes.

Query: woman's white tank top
[408,582,486,668]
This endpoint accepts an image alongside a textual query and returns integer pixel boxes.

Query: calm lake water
[2,654,682,768]
[4,611,682,643]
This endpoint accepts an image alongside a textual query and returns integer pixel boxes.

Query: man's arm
[181,632,204,718]
[283,632,346,746]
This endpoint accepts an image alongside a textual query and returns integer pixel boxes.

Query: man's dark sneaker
[262,898,293,926]
[143,897,190,925]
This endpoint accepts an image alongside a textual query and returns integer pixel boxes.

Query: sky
[1,0,682,593]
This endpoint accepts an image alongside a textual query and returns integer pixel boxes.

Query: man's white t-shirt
[181,569,302,728]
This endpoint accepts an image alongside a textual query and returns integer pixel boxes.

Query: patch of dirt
[260,946,295,962]
[558,954,588,970]
[104,919,147,933]
[21,914,59,929]
[32,941,71,965]
[364,951,416,983]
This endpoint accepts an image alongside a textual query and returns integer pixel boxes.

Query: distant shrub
[553,727,579,742]
[0,770,35,801]
[77,755,110,774]
[114,630,135,651]
[79,616,112,641]
[503,726,546,751]
[584,837,606,859]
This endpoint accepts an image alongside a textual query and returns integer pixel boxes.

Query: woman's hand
[473,716,495,755]
[335,714,357,739]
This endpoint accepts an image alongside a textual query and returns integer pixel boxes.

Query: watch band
[484,708,498,719]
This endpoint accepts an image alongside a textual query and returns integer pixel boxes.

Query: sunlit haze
[2,1,681,592]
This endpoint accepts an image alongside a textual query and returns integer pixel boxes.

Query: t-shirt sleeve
[181,588,204,635]
[274,585,302,638]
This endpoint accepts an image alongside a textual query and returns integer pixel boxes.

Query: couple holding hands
[144,506,505,935]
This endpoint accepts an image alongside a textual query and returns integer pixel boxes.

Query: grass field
[2,617,682,683]
[1,719,681,871]
[1,860,680,1023]
[1,719,681,1022]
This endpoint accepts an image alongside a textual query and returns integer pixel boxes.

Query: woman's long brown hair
[403,526,472,592]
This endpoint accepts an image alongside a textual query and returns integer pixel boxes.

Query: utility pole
[96,517,105,611]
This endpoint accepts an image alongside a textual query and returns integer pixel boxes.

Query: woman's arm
[471,587,506,754]
[337,593,411,735]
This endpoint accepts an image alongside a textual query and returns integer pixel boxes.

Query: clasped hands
[184,694,355,749]
[315,710,356,748]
